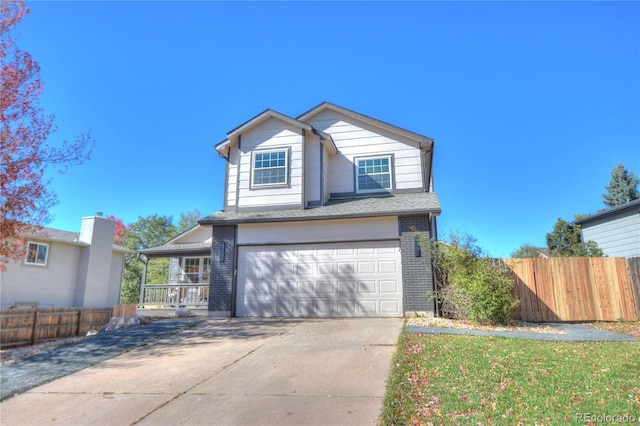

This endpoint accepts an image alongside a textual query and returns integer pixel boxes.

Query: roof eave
[575,199,640,225]
[227,109,313,140]
[298,102,434,145]
[138,246,211,258]
[199,208,441,226]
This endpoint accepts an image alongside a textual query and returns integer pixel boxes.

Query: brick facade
[399,215,435,313]
[208,225,236,316]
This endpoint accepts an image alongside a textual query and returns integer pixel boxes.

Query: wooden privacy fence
[0,305,137,348]
[111,303,138,317]
[504,257,640,322]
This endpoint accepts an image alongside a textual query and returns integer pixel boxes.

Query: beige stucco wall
[0,241,83,308]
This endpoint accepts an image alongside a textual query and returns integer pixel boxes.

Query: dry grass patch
[585,321,640,338]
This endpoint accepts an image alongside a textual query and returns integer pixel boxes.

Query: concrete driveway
[1,318,403,426]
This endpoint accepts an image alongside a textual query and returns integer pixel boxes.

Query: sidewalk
[405,322,638,341]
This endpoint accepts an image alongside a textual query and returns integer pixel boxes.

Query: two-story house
[1,215,130,309]
[140,102,441,317]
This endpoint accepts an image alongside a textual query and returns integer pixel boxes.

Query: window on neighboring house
[356,156,393,193]
[182,257,210,283]
[252,149,288,187]
[25,242,48,266]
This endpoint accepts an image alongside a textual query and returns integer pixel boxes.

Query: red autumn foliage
[0,0,94,270]
[105,215,128,245]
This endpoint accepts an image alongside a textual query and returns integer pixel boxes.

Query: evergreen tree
[602,163,639,207]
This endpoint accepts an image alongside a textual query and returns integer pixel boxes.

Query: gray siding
[581,210,640,257]
[209,225,236,315]
[399,215,434,313]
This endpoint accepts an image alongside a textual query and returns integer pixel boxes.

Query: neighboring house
[1,215,130,309]
[575,199,640,258]
[141,102,442,318]
[537,248,550,258]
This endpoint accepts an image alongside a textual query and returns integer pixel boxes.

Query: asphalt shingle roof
[24,226,86,245]
[139,242,211,256]
[23,226,131,253]
[199,192,441,225]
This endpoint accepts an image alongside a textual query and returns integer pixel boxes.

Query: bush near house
[424,232,518,325]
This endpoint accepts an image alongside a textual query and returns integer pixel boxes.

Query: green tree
[545,218,603,257]
[177,209,202,233]
[602,163,639,207]
[510,243,543,258]
[119,214,178,304]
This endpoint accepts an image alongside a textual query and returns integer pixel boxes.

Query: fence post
[76,309,82,337]
[627,257,640,320]
[31,310,38,345]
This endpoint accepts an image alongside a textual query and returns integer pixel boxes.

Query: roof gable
[215,109,314,156]
[297,102,434,147]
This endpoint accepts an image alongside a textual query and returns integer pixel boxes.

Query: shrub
[423,231,518,325]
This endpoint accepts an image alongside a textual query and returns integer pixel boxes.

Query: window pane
[36,245,47,264]
[26,243,37,263]
[184,258,200,282]
[253,150,287,185]
[357,157,391,191]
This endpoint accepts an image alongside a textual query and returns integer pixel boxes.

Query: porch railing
[139,283,209,309]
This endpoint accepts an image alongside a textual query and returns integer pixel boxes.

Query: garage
[236,241,403,317]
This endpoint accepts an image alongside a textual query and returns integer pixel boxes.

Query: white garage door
[236,241,403,317]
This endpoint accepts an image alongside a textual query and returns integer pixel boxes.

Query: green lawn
[381,332,640,425]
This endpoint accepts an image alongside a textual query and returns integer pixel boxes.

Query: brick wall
[209,225,236,315]
[399,215,435,313]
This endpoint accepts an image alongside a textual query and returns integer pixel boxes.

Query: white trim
[251,148,289,188]
[181,256,211,283]
[355,155,393,193]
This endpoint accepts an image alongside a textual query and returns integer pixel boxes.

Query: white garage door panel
[236,241,403,317]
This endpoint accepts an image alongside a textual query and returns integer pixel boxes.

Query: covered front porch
[137,238,212,316]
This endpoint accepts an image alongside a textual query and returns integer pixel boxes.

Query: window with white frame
[356,156,393,193]
[25,242,49,266]
[252,149,288,187]
[182,257,210,283]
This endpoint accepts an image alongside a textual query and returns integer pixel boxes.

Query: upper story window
[356,156,393,193]
[25,242,49,266]
[252,149,288,187]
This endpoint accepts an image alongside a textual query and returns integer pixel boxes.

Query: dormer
[216,109,338,212]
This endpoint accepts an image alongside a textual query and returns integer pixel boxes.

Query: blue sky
[14,1,640,257]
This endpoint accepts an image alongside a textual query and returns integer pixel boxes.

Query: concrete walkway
[405,322,638,341]
[0,318,403,426]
